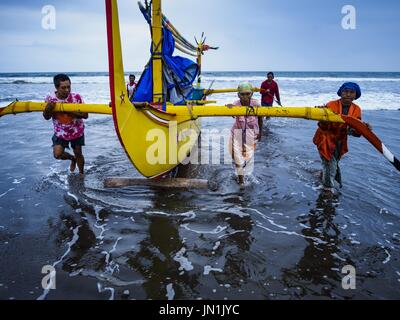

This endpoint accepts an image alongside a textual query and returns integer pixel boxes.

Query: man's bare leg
[235,164,245,187]
[73,146,85,175]
[53,145,76,172]
[70,158,77,172]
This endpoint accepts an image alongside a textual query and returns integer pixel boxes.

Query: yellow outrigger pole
[206,87,261,96]
[152,0,163,104]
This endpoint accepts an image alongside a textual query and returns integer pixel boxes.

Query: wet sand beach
[0,108,399,300]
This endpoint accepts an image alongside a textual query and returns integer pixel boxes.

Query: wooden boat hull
[105,0,201,178]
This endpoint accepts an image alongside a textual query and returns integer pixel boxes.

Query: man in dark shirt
[260,72,281,107]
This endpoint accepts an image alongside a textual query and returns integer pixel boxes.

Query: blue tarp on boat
[133,28,199,105]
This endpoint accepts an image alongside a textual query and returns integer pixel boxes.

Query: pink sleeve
[76,94,84,104]
[45,94,56,103]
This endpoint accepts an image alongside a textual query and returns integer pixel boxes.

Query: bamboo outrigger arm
[204,87,261,96]
[0,101,351,123]
[1,99,399,172]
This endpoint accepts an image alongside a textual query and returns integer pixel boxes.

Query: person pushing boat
[43,74,88,175]
[228,82,263,188]
[313,82,372,190]
[260,72,281,107]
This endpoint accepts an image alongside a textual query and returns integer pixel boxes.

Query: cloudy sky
[0,0,399,72]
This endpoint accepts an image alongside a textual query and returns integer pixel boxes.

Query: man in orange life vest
[313,82,372,189]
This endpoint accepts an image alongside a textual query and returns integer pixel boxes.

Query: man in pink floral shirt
[43,74,88,175]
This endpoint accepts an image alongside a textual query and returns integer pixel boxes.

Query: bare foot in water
[70,157,77,173]
[238,175,245,189]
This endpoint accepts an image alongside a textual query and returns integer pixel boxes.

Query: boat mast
[196,43,202,87]
[152,0,163,104]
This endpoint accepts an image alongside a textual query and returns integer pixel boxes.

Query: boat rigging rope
[202,80,215,100]
[173,36,197,53]
[184,102,201,133]
[175,42,198,57]
[185,103,199,122]
[139,2,199,52]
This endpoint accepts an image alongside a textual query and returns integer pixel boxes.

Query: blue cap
[337,82,361,100]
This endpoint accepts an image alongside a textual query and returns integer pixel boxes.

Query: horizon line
[1,70,400,75]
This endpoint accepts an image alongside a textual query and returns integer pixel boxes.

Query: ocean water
[0,72,399,300]
[1,71,400,110]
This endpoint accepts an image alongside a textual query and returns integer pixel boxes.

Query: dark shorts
[52,134,85,149]
[262,102,273,107]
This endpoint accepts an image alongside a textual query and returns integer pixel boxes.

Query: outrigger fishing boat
[0,0,399,180]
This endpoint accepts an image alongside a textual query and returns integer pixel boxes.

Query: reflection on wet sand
[20,113,399,300]
[282,191,355,298]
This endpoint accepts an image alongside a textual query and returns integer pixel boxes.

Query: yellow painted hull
[106,0,201,178]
